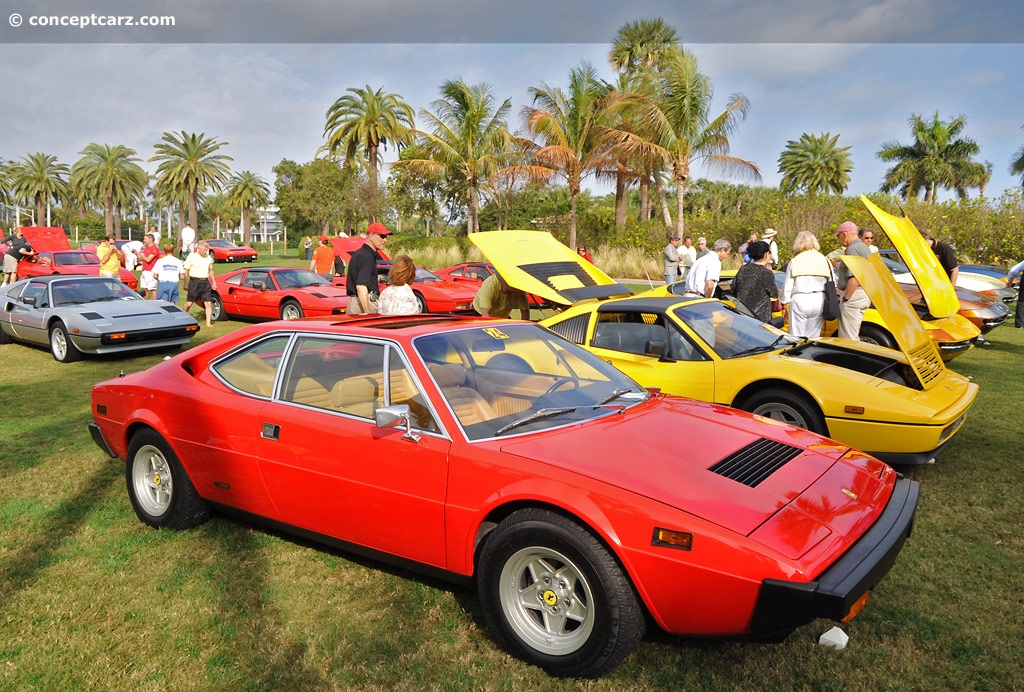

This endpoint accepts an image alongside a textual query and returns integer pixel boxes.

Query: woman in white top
[376,254,421,315]
[782,231,834,338]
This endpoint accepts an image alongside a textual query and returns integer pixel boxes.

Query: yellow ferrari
[469,230,978,465]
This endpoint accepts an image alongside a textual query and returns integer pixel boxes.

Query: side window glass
[213,335,291,398]
[280,337,385,420]
[388,349,440,433]
[243,271,268,289]
[23,282,47,306]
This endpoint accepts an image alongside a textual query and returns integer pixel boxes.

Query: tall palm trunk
[614,166,628,230]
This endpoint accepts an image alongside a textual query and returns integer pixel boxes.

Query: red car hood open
[493,396,891,542]
[19,226,71,252]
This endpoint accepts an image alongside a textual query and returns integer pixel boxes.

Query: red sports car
[331,262,477,313]
[17,249,140,290]
[210,267,349,321]
[434,261,550,307]
[206,238,258,263]
[89,316,917,678]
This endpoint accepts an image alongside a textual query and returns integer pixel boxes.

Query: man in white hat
[761,228,779,268]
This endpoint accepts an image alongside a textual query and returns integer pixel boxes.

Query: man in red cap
[310,235,335,281]
[833,221,871,339]
[346,222,392,314]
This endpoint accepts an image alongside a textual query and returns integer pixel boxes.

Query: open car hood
[20,227,71,252]
[468,231,632,305]
[841,253,946,390]
[861,196,959,318]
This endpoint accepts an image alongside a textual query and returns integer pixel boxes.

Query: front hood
[842,253,946,390]
[861,196,959,318]
[416,280,478,301]
[80,300,195,322]
[494,396,890,540]
[20,226,71,252]
[299,285,348,298]
[468,230,632,305]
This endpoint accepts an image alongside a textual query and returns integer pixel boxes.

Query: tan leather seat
[290,377,332,408]
[429,363,496,426]
[330,376,379,418]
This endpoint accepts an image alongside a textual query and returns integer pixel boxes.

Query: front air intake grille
[708,438,803,487]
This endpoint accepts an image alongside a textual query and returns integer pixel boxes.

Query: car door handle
[260,423,280,440]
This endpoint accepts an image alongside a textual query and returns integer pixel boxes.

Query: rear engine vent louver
[708,438,803,487]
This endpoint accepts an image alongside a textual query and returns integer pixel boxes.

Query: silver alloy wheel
[497,545,596,656]
[131,443,174,518]
[281,301,303,320]
[50,326,69,360]
[751,401,810,428]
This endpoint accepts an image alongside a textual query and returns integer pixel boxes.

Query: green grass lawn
[1,299,1022,689]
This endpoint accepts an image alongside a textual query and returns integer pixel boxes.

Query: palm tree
[608,18,680,77]
[608,21,682,229]
[71,143,148,237]
[402,79,513,233]
[777,132,853,196]
[150,131,233,232]
[522,63,613,250]
[1010,125,1024,189]
[323,85,415,221]
[226,171,271,245]
[876,112,985,202]
[605,48,760,235]
[7,152,71,226]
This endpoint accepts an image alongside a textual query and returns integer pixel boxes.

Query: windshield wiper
[732,333,793,358]
[597,388,635,405]
[495,407,577,436]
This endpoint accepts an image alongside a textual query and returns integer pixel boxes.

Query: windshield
[52,278,139,306]
[673,301,798,359]
[55,251,99,267]
[413,324,647,440]
[274,269,331,288]
[414,267,442,282]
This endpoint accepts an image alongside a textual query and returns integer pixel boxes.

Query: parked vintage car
[206,238,259,263]
[434,261,551,308]
[470,230,977,466]
[17,227,139,290]
[17,248,140,290]
[89,314,918,677]
[878,248,1016,303]
[0,275,199,362]
[210,267,349,321]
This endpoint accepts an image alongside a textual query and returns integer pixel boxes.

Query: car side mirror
[375,404,420,442]
[23,296,36,306]
[645,340,667,358]
[251,281,266,291]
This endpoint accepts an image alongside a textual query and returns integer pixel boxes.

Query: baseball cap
[318,235,329,242]
[366,222,393,236]
[834,221,857,236]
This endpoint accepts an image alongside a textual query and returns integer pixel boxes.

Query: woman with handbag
[781,230,835,338]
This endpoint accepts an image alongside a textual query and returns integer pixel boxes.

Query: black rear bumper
[748,476,919,636]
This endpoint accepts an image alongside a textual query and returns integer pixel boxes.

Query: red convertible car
[89,315,918,677]
[210,267,349,321]
[206,238,258,263]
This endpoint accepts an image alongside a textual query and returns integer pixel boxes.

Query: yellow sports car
[469,230,978,465]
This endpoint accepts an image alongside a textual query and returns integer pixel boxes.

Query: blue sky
[1,0,1022,206]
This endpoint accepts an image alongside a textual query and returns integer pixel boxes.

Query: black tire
[0,325,11,344]
[126,429,211,530]
[741,387,827,435]
[210,293,227,322]
[858,324,898,350]
[477,508,644,678]
[280,299,304,320]
[49,320,82,363]
[414,291,428,314]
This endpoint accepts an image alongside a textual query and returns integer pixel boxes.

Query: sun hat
[366,222,393,236]
[761,228,777,239]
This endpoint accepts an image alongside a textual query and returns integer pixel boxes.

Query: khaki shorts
[346,297,377,315]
